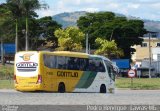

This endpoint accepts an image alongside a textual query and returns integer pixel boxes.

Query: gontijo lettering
[16,62,38,72]
[16,62,38,68]
[57,71,78,77]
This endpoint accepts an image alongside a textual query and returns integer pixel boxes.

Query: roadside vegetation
[0,80,14,89]
[0,64,14,79]
[0,65,14,89]
[116,78,160,90]
[0,69,160,90]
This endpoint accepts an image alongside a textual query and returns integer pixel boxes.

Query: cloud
[37,0,160,21]
[1,0,160,20]
[37,9,54,17]
[0,0,6,4]
[79,8,99,12]
[129,4,140,9]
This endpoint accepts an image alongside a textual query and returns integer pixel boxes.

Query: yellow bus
[14,51,116,93]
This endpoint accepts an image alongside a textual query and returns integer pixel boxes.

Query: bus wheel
[100,84,106,93]
[58,83,65,93]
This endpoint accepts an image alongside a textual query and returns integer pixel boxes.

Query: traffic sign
[128,69,136,78]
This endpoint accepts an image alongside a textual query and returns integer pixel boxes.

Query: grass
[0,64,14,79]
[0,64,160,90]
[0,80,14,89]
[116,78,160,90]
[1,78,160,90]
[0,64,14,89]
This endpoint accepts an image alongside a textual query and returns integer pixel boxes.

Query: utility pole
[89,44,90,54]
[86,33,88,54]
[149,32,151,78]
[25,17,29,51]
[15,19,18,53]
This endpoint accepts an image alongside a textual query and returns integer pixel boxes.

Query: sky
[1,0,160,21]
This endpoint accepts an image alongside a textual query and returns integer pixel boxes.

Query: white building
[152,48,160,61]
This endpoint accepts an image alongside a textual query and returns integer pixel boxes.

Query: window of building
[157,54,160,61]
[152,33,157,38]
[157,43,160,47]
[141,43,147,47]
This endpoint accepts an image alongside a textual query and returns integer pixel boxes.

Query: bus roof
[89,54,111,61]
[39,51,89,58]
[16,51,111,61]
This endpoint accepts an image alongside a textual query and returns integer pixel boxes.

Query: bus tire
[58,83,65,93]
[100,84,106,93]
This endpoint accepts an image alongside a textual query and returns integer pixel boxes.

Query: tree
[0,2,60,51]
[0,3,13,65]
[54,27,85,51]
[17,17,38,50]
[6,0,48,51]
[20,0,48,51]
[77,12,146,59]
[7,0,24,52]
[95,38,123,59]
[0,3,12,36]
[36,16,62,49]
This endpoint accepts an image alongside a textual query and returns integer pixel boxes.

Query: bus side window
[88,59,96,72]
[43,55,57,69]
[57,56,66,69]
[50,56,56,68]
[79,58,87,71]
[98,62,105,72]
[73,58,79,70]
[87,59,105,72]
[43,55,51,68]
[67,57,76,70]
[43,55,47,66]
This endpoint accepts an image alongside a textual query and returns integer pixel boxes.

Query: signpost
[128,69,136,89]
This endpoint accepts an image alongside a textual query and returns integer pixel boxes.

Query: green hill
[52,11,86,28]
[144,20,160,32]
[52,11,160,32]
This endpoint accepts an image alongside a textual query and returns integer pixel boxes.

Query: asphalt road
[0,89,160,105]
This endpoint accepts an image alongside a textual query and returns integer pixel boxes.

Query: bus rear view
[14,51,42,91]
